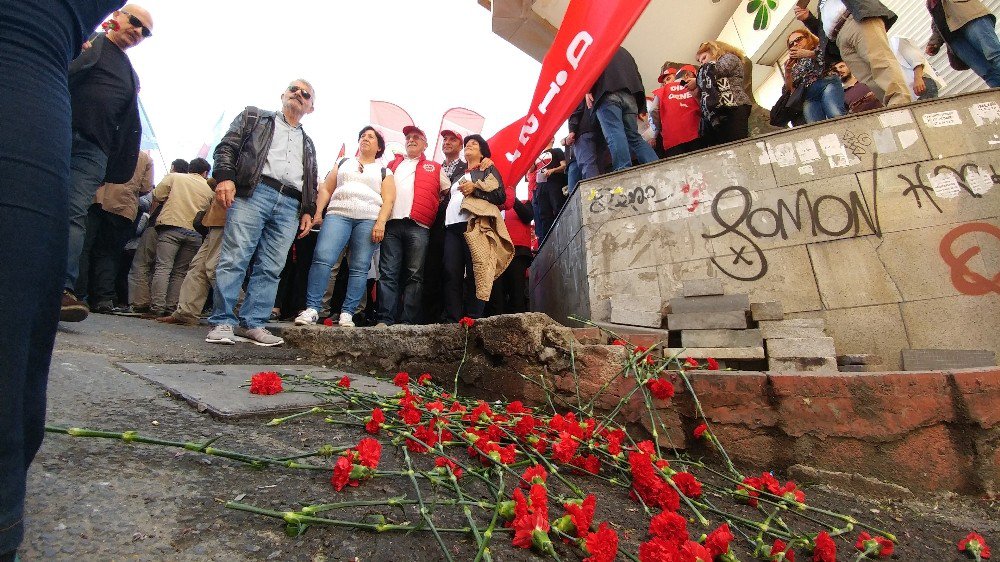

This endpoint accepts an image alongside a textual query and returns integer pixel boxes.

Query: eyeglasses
[787,36,805,48]
[120,10,151,38]
[287,85,312,100]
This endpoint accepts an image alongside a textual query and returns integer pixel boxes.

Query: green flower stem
[301,497,493,515]
[453,326,471,397]
[400,445,454,562]
[474,468,505,562]
[225,501,480,534]
[46,426,329,470]
[447,466,486,557]
[673,367,742,481]
[569,339,584,412]
[265,406,331,426]
[854,543,880,561]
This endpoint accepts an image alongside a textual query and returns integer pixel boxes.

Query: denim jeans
[377,218,430,324]
[949,15,1000,88]
[594,90,659,171]
[566,159,580,197]
[0,0,119,556]
[574,131,601,181]
[305,213,378,316]
[66,131,109,292]
[443,223,486,321]
[151,226,203,312]
[803,77,847,124]
[76,204,133,306]
[917,77,940,100]
[210,184,300,329]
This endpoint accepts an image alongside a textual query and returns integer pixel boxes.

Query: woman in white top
[295,126,395,327]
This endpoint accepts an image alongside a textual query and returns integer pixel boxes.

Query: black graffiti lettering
[702,186,768,281]
[813,194,854,237]
[898,162,997,214]
[731,246,754,265]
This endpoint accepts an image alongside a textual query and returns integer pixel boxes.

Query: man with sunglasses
[61,4,154,322]
[205,81,318,347]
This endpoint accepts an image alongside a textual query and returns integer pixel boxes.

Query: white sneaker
[294,308,319,326]
[338,312,355,328]
[206,324,236,345]
[236,326,284,347]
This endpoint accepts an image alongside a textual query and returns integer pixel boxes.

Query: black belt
[260,175,301,199]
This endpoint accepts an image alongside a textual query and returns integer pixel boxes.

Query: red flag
[432,107,486,163]
[336,143,346,160]
[370,100,415,160]
[488,0,651,187]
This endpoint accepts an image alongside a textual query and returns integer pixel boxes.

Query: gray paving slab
[117,362,398,420]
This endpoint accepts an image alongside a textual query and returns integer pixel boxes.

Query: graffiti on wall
[939,222,1000,296]
[898,162,998,212]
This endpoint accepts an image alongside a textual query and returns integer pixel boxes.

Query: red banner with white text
[487,0,651,187]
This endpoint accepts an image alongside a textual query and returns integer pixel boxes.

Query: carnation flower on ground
[249,371,282,395]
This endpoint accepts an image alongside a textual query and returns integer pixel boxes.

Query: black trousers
[485,253,531,315]
[77,204,133,306]
[705,105,751,147]
[442,223,486,322]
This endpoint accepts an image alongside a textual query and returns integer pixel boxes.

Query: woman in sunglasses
[783,29,845,124]
[295,126,395,328]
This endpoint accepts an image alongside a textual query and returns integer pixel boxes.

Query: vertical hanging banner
[432,107,486,163]
[370,100,415,159]
[488,0,651,186]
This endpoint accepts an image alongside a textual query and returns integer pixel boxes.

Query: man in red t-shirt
[650,65,705,158]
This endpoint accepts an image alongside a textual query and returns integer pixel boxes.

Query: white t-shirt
[326,157,392,221]
[819,0,848,38]
[390,157,418,221]
[445,172,473,226]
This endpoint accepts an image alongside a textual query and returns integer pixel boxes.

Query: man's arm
[138,157,154,195]
[212,108,252,185]
[151,174,173,202]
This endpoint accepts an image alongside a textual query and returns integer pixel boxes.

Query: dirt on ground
[19,315,1000,561]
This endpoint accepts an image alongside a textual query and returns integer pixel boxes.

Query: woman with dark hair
[294,126,395,327]
[442,134,512,322]
[783,29,845,123]
[694,41,752,146]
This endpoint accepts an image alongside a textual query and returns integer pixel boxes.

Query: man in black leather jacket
[205,80,318,347]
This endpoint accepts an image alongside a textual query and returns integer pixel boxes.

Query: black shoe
[60,290,89,322]
[91,301,114,314]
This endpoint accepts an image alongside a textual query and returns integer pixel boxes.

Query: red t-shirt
[655,81,701,151]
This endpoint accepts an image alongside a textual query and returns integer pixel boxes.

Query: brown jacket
[93,150,153,220]
[460,173,514,301]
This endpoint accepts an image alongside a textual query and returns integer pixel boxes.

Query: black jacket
[590,47,647,110]
[213,106,318,217]
[68,33,141,184]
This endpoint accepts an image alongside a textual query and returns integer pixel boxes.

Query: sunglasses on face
[788,36,805,48]
[120,10,151,38]
[287,85,312,100]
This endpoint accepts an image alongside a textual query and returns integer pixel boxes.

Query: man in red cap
[650,64,705,157]
[377,125,450,325]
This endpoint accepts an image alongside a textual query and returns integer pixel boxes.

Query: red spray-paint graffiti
[939,222,1000,296]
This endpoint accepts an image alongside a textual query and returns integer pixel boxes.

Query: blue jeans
[949,16,1000,88]
[0,1,119,556]
[377,218,429,324]
[66,131,109,292]
[305,213,377,316]
[574,131,601,180]
[594,90,658,171]
[210,184,300,329]
[566,159,580,197]
[803,77,847,124]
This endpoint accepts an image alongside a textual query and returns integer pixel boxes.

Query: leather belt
[260,175,300,199]
[829,10,851,41]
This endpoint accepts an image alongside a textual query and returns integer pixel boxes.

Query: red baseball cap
[678,64,697,75]
[440,129,463,143]
[402,125,427,140]
[658,67,678,83]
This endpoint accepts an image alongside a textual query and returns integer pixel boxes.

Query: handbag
[769,83,805,127]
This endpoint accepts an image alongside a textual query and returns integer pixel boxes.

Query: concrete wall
[530,91,1000,369]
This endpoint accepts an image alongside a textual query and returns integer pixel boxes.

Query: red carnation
[459,316,475,328]
[564,494,596,538]
[337,375,351,388]
[672,471,703,498]
[628,451,680,512]
[611,339,627,346]
[647,377,675,400]
[706,357,720,370]
[513,415,537,439]
[639,537,680,561]
[693,423,708,439]
[705,523,734,558]
[958,532,991,560]
[771,539,795,561]
[323,317,334,326]
[521,465,548,488]
[684,357,699,368]
[507,400,530,415]
[583,521,618,562]
[417,372,432,385]
[356,437,381,469]
[392,371,410,387]
[569,454,601,475]
[602,427,626,456]
[331,456,353,491]
[249,371,283,395]
[811,531,837,562]
[399,404,421,426]
[552,431,580,463]
[434,456,463,479]
[511,485,551,552]
[649,510,688,543]
[855,532,894,559]
[365,408,385,434]
[407,423,438,453]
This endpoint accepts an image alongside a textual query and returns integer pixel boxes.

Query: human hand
[925,44,939,56]
[479,157,494,171]
[585,92,594,109]
[372,220,385,243]
[458,180,475,196]
[297,214,313,238]
[913,75,926,96]
[793,6,809,21]
[216,180,236,209]
[789,47,815,59]
[565,132,576,146]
